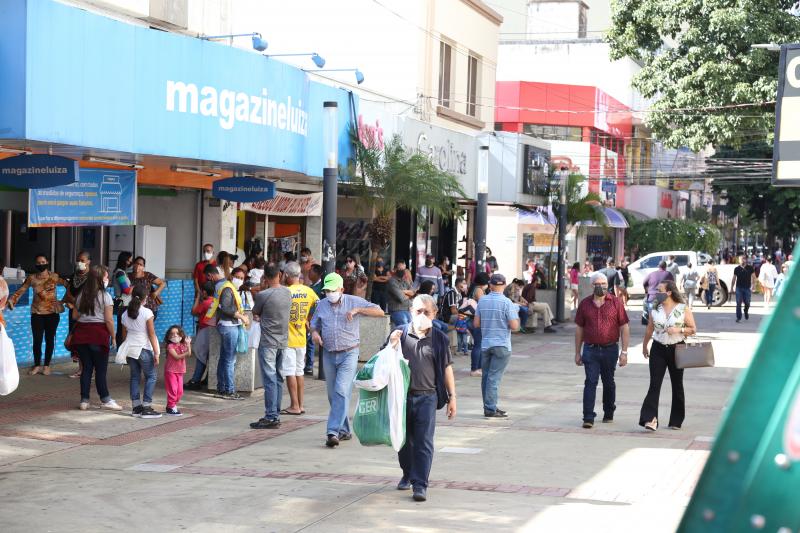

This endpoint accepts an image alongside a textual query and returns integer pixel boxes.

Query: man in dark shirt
[574,272,630,429]
[731,255,757,323]
[388,294,457,503]
[598,258,619,294]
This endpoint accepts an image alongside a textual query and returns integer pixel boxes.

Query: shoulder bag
[675,337,715,369]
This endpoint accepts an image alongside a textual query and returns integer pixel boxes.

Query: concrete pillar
[305,215,322,260]
[201,195,237,255]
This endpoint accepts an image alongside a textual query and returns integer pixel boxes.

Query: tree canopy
[607,0,800,151]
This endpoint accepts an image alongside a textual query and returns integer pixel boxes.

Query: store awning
[580,207,629,229]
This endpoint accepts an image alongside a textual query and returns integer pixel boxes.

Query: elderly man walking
[474,274,519,418]
[388,294,457,502]
[310,273,384,448]
[574,272,630,428]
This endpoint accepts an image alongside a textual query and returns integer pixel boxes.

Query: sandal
[644,417,658,431]
[280,408,302,415]
[42,366,51,376]
[28,366,42,376]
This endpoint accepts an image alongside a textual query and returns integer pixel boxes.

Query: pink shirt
[570,269,579,284]
[165,342,188,374]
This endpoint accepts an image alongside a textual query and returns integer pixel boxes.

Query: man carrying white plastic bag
[385,294,457,503]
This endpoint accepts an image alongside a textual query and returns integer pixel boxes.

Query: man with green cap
[310,272,385,448]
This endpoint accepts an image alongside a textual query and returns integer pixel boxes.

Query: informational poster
[28,169,137,227]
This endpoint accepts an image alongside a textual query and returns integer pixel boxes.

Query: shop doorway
[267,217,305,264]
[53,227,104,276]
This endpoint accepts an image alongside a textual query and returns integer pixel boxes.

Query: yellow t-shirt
[288,283,319,348]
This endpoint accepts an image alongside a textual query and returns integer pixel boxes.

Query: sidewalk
[0,300,763,532]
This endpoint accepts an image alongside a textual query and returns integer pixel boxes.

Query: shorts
[281,346,306,377]
[570,283,579,290]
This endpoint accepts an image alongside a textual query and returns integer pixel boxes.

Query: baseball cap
[322,272,344,291]
[489,273,507,286]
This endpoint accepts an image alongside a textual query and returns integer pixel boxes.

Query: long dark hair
[78,265,108,316]
[657,279,685,307]
[115,252,132,272]
[468,272,490,299]
[127,285,149,319]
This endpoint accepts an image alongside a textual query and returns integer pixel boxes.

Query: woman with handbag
[64,251,92,378]
[7,253,67,376]
[640,279,697,431]
[130,256,167,320]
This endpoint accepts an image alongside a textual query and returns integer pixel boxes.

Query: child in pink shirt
[164,325,191,416]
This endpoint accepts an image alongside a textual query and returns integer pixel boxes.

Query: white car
[625,251,734,306]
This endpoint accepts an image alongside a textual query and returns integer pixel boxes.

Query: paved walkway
[0,299,766,532]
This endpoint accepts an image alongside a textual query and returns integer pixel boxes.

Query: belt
[586,342,617,348]
[409,390,436,396]
[327,345,359,354]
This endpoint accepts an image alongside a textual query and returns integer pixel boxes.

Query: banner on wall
[243,191,323,217]
[28,169,137,227]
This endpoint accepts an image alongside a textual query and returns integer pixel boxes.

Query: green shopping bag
[353,387,392,447]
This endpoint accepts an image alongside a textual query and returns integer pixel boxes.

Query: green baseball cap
[322,272,344,291]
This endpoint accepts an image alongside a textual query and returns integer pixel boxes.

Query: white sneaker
[79,401,90,410]
[101,399,123,411]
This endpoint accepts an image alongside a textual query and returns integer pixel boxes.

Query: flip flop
[280,409,302,415]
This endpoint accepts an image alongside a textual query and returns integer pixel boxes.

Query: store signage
[212,177,275,202]
[773,44,800,185]
[28,169,136,227]
[243,191,323,217]
[601,180,617,193]
[0,154,77,189]
[417,133,468,175]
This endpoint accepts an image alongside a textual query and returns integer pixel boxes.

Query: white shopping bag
[0,324,20,396]
[353,344,395,391]
[387,348,410,452]
[248,320,261,350]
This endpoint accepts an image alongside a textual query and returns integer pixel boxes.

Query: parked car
[626,251,735,306]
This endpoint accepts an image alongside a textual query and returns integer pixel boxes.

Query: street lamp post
[556,168,569,323]
[319,101,338,381]
[475,145,489,275]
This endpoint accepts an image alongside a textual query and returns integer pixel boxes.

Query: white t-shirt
[759,263,778,288]
[76,291,114,323]
[121,306,154,351]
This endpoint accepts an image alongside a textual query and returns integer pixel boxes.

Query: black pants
[114,301,126,347]
[76,344,110,403]
[639,341,685,428]
[31,313,60,367]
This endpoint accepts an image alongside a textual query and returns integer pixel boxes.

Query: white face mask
[412,312,433,332]
[103,279,109,288]
[204,252,214,261]
[231,278,244,289]
[76,261,87,271]
[169,335,181,344]
[327,291,342,304]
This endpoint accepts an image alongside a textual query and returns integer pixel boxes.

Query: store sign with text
[243,191,323,217]
[773,44,800,185]
[212,177,275,202]
[0,154,78,189]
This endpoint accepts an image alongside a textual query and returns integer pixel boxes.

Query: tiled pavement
[0,301,764,532]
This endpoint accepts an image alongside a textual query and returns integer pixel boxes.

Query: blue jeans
[128,349,157,407]
[518,305,529,329]
[398,392,437,489]
[432,319,449,334]
[457,332,469,353]
[468,322,482,371]
[390,311,411,328]
[304,331,315,372]
[216,325,239,394]
[705,284,716,306]
[581,344,618,422]
[191,360,207,383]
[481,346,511,412]
[322,348,359,437]
[258,345,283,421]
[735,287,751,320]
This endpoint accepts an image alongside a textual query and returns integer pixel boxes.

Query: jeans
[685,289,695,307]
[304,331,315,372]
[457,332,469,353]
[258,345,283,421]
[128,349,157,407]
[190,360,207,383]
[390,310,412,328]
[322,348,359,436]
[481,346,511,412]
[216,325,239,394]
[398,392,437,489]
[76,344,111,403]
[468,322,482,371]
[581,344,618,422]
[735,287,751,320]
[190,326,211,383]
[432,319,449,334]
[639,341,685,428]
[31,313,60,367]
[705,284,716,306]
[517,306,529,329]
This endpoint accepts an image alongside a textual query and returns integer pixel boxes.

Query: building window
[523,124,582,142]
[467,54,479,117]
[438,41,453,108]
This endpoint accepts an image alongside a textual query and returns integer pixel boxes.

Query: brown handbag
[675,338,715,369]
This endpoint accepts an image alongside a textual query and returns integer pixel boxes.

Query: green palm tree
[346,131,467,294]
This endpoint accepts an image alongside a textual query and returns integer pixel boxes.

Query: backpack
[438,288,458,323]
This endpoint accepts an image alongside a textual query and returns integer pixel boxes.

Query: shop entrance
[267,216,305,263]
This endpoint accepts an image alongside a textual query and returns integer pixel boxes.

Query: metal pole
[556,170,568,322]
[321,167,337,276]
[474,193,488,274]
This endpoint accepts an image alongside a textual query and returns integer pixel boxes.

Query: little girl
[455,314,469,356]
[164,325,191,416]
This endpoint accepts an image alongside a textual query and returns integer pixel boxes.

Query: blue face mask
[654,293,668,305]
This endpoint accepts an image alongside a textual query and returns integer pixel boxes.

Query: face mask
[327,291,342,304]
[425,260,433,267]
[169,335,181,344]
[593,285,606,297]
[231,278,244,289]
[300,256,309,263]
[654,293,668,305]
[396,270,405,278]
[412,312,433,332]
[103,279,109,288]
[76,261,87,272]
[35,263,48,272]
[204,252,213,261]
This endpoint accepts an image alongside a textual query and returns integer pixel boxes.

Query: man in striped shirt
[414,254,444,298]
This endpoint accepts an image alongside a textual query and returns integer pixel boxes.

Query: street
[0,298,765,532]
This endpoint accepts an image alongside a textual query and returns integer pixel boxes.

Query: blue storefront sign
[0,154,78,188]
[28,169,137,227]
[0,0,355,179]
[601,180,617,193]
[212,176,275,202]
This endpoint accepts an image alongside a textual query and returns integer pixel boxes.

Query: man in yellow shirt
[283,261,319,415]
